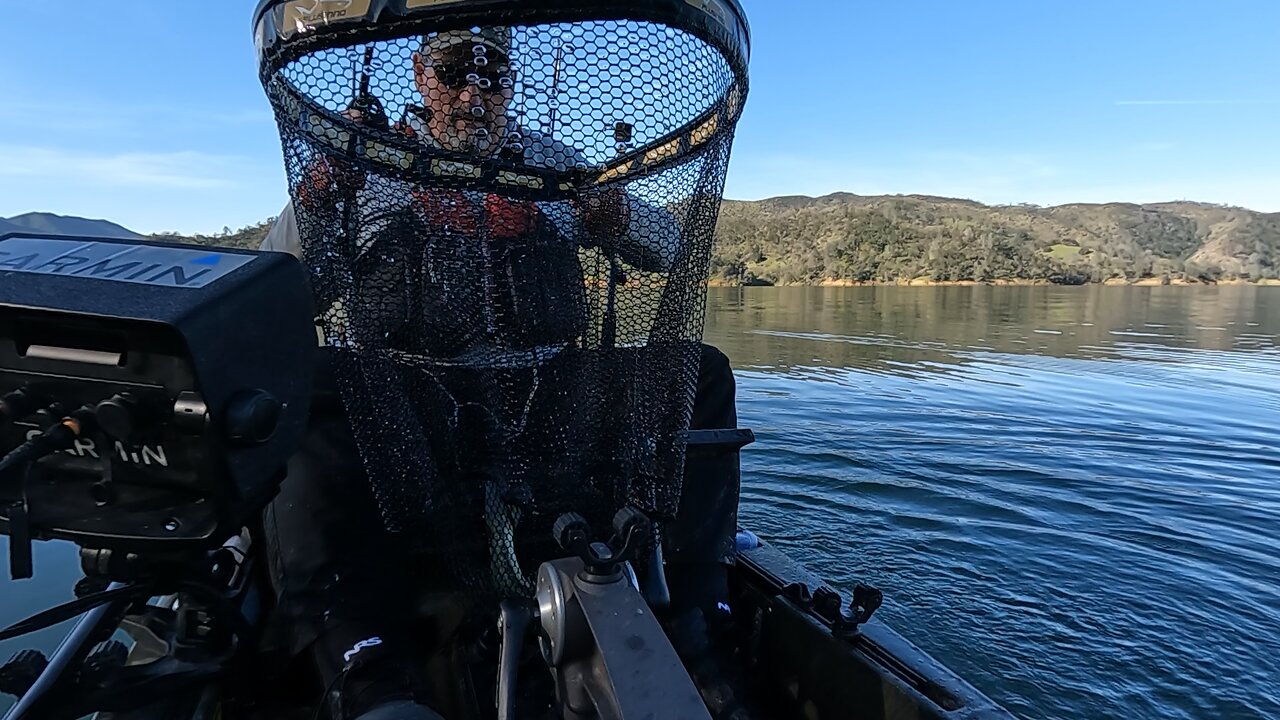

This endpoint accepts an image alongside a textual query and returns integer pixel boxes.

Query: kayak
[726,529,1015,719]
[0,430,1015,720]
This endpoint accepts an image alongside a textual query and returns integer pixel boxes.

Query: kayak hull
[724,534,1016,719]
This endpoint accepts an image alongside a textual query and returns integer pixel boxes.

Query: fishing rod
[338,45,388,268]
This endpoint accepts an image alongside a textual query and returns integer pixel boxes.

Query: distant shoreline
[706,277,1280,288]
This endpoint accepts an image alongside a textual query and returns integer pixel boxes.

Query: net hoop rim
[265,68,746,197]
[255,0,751,194]
[252,0,751,85]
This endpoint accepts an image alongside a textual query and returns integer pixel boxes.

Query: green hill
[149,218,278,251]
[145,194,1280,286]
[710,194,1280,285]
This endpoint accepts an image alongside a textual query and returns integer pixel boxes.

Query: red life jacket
[410,189,538,240]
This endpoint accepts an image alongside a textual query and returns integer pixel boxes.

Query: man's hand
[295,108,371,211]
[295,154,370,211]
[581,187,630,239]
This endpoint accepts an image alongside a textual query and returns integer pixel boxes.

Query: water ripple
[714,287,1280,720]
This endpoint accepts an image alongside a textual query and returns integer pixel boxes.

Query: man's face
[413,43,515,155]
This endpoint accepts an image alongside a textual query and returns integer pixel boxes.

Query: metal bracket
[536,556,711,720]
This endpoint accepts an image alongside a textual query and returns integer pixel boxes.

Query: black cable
[0,408,93,479]
[2,406,95,581]
[0,583,152,643]
[0,574,260,653]
[0,442,35,480]
[311,663,354,720]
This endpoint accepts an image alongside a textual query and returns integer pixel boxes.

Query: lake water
[704,285,1280,720]
[3,285,1279,719]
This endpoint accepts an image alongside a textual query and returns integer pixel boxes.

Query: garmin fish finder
[0,231,316,578]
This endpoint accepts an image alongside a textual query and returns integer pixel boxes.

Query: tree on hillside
[149,195,1280,285]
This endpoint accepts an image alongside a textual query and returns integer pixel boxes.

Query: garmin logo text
[24,430,170,467]
[1,253,211,286]
[0,236,254,289]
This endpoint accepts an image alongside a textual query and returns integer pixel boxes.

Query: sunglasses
[428,60,514,92]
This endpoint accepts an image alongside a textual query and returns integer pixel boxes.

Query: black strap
[6,500,32,581]
[685,428,755,450]
[6,458,36,581]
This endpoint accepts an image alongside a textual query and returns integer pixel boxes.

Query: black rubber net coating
[262,17,746,599]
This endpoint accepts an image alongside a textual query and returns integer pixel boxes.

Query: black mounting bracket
[552,507,652,582]
[813,584,884,638]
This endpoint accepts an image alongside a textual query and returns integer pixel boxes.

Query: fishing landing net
[254,0,750,599]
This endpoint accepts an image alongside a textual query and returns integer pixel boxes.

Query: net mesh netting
[260,11,746,599]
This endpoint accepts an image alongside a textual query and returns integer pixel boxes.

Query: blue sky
[1,1,1277,235]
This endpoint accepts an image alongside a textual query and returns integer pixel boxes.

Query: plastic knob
[552,512,589,551]
[612,506,649,537]
[224,390,281,446]
[0,649,48,697]
[95,393,138,440]
[84,640,129,677]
